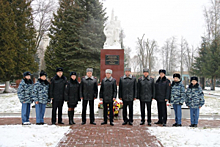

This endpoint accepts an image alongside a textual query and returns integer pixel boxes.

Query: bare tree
[124,46,131,68]
[180,37,185,76]
[131,55,140,73]
[145,38,158,74]
[31,0,58,70]
[161,36,178,75]
[204,0,220,42]
[203,0,220,90]
[136,34,158,74]
[137,34,146,72]
[183,44,196,76]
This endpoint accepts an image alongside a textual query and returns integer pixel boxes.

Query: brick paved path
[58,119,163,147]
[1,118,220,147]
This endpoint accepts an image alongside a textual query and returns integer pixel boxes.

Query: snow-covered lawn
[0,93,164,115]
[0,93,21,113]
[204,87,220,96]
[0,86,220,115]
[200,95,220,115]
[0,125,70,147]
[148,127,220,147]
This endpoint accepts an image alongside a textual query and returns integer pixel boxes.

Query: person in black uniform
[137,68,155,126]
[80,68,98,125]
[154,69,171,126]
[119,67,137,125]
[64,72,80,125]
[100,69,117,126]
[50,67,67,125]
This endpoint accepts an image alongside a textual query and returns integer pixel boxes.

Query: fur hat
[56,67,63,72]
[70,71,77,76]
[125,67,131,72]
[173,73,180,79]
[190,76,198,82]
[143,68,149,73]
[23,71,31,77]
[105,69,112,74]
[40,70,47,77]
[86,68,93,73]
[159,69,166,74]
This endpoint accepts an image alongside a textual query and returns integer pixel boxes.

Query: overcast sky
[102,0,210,57]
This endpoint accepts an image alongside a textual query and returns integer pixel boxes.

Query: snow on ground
[203,87,220,96]
[0,84,17,93]
[0,86,220,115]
[200,95,220,115]
[0,86,162,115]
[0,93,21,113]
[148,127,220,147]
[0,125,70,147]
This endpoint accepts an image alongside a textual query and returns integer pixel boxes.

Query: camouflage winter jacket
[170,81,185,105]
[32,79,50,104]
[185,83,205,108]
[17,79,33,103]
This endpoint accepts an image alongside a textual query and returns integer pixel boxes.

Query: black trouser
[157,101,167,124]
[82,100,95,123]
[52,100,64,123]
[140,101,152,123]
[103,102,113,123]
[123,101,133,123]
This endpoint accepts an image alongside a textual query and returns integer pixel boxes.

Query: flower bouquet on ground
[110,99,123,119]
[98,101,103,109]
[98,99,123,119]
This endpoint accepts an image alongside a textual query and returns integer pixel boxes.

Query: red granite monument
[100,10,124,85]
[100,49,124,85]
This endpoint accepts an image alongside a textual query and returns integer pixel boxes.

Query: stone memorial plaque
[100,49,124,85]
[105,55,119,65]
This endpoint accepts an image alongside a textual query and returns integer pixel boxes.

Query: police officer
[137,68,155,126]
[119,67,137,125]
[50,67,67,125]
[154,69,171,126]
[80,68,98,125]
[100,69,117,126]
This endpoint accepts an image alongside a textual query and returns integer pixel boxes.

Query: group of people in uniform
[17,67,205,127]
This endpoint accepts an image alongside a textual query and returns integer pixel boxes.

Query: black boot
[189,124,194,127]
[72,110,75,124]
[68,111,73,125]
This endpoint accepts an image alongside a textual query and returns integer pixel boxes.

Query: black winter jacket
[64,79,80,105]
[80,76,98,100]
[155,76,171,102]
[50,75,67,101]
[137,76,155,102]
[119,75,137,102]
[99,77,117,103]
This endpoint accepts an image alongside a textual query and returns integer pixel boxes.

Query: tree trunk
[210,77,214,90]
[183,77,187,89]
[4,81,10,93]
[213,76,216,90]
[200,77,205,90]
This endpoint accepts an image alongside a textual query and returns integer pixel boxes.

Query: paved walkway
[1,118,220,147]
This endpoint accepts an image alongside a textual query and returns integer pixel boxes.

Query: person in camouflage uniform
[170,73,185,127]
[17,71,33,125]
[185,76,205,127]
[32,70,50,125]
